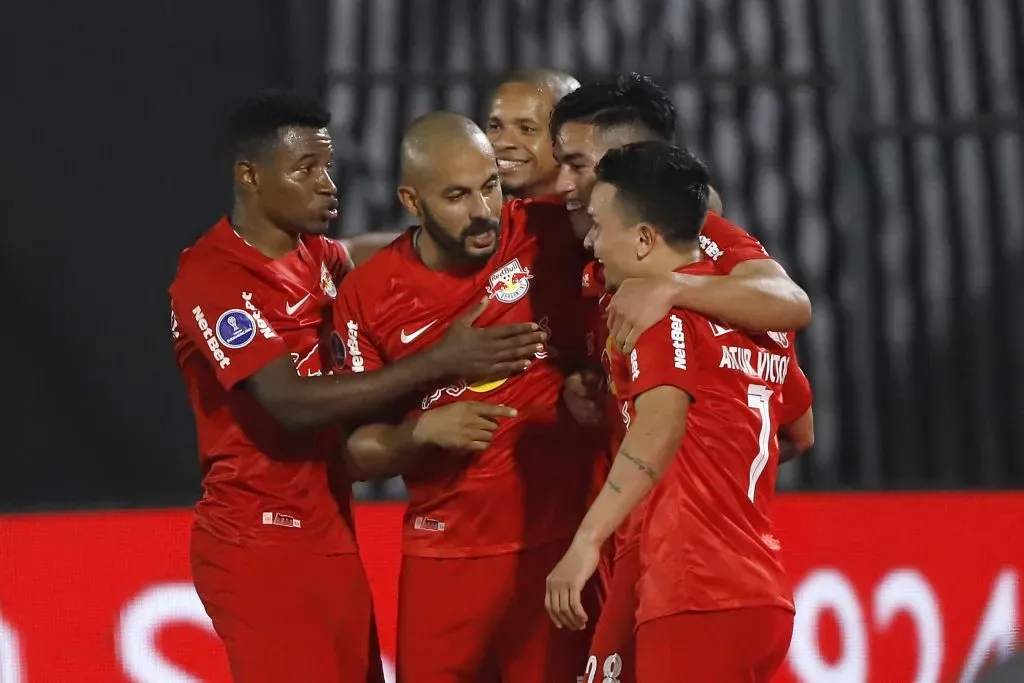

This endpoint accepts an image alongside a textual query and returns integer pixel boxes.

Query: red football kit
[582,213,775,683]
[612,259,812,683]
[332,198,604,683]
[169,218,383,683]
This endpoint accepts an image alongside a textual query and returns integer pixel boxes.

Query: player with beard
[548,74,812,683]
[330,112,603,683]
[486,69,580,199]
[169,92,545,682]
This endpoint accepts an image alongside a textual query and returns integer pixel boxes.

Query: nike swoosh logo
[401,320,438,344]
[285,294,312,316]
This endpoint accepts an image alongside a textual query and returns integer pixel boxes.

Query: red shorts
[397,538,598,683]
[636,606,793,683]
[191,526,384,683]
[586,543,640,683]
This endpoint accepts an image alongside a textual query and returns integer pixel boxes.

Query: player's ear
[635,223,656,260]
[235,160,258,193]
[397,186,422,219]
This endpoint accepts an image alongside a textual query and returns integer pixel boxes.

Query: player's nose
[554,166,574,195]
[317,170,337,195]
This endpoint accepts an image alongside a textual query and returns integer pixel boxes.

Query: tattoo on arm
[605,478,622,493]
[620,448,659,482]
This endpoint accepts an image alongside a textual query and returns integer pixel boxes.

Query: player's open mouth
[565,200,584,212]
[497,159,527,172]
[467,230,496,249]
[324,208,339,220]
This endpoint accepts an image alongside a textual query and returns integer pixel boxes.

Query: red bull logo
[486,258,533,303]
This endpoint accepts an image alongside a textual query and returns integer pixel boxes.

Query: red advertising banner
[0,494,1020,682]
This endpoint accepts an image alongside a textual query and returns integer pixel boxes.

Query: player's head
[486,69,580,199]
[228,89,338,235]
[588,141,709,290]
[550,73,677,239]
[398,112,503,267]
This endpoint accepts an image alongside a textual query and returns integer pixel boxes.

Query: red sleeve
[627,311,700,400]
[699,213,771,274]
[170,267,287,389]
[331,275,386,375]
[779,357,813,425]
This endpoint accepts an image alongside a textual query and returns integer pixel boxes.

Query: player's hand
[606,275,677,353]
[412,401,517,452]
[563,370,606,426]
[431,297,547,382]
[545,535,601,631]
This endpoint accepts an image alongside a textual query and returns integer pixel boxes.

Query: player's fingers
[606,306,622,339]
[570,587,588,630]
[544,586,560,627]
[466,440,490,452]
[487,322,541,339]
[491,342,544,363]
[458,296,490,326]
[488,360,532,377]
[470,403,517,419]
[470,418,500,434]
[622,327,642,354]
[614,324,632,353]
[556,588,577,630]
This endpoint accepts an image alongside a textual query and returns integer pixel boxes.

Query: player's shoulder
[507,195,571,232]
[170,219,245,292]
[336,229,413,294]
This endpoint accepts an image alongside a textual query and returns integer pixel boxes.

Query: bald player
[486,69,580,199]
[330,112,603,683]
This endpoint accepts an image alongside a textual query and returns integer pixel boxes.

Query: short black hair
[595,141,710,245]
[549,73,676,143]
[227,89,331,161]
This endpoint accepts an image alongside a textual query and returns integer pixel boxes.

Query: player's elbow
[787,288,813,330]
[783,408,815,454]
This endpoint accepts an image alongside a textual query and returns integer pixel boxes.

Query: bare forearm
[250,353,443,430]
[668,270,812,332]
[345,420,422,479]
[574,429,678,545]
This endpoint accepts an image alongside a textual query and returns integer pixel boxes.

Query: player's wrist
[571,527,606,550]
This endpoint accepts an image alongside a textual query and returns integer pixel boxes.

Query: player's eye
[446,192,466,202]
[486,121,501,132]
[521,125,537,135]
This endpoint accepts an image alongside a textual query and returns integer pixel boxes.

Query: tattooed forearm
[619,448,660,482]
[605,478,622,493]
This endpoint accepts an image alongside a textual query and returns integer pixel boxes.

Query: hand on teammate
[412,401,517,452]
[562,369,606,425]
[544,535,601,631]
[606,275,676,353]
[431,297,546,382]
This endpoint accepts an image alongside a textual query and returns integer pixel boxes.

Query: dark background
[3,0,1022,512]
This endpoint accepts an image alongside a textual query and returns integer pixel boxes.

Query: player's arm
[778,353,815,463]
[252,296,542,431]
[343,402,517,480]
[336,231,402,270]
[780,407,814,463]
[606,216,811,351]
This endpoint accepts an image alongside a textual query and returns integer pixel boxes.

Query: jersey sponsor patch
[330,329,347,368]
[261,512,301,529]
[215,309,257,349]
[486,258,533,303]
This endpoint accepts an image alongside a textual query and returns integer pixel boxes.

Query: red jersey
[582,213,774,559]
[610,259,812,622]
[169,218,358,555]
[332,198,604,558]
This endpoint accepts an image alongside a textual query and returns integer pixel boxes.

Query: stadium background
[2,0,1022,680]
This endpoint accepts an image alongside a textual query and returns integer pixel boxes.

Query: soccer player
[168,91,544,683]
[546,141,814,682]
[551,73,812,350]
[486,69,580,202]
[550,73,812,683]
[331,111,603,683]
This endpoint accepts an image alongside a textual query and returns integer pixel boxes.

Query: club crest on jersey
[215,309,257,349]
[486,258,533,303]
[320,262,337,299]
